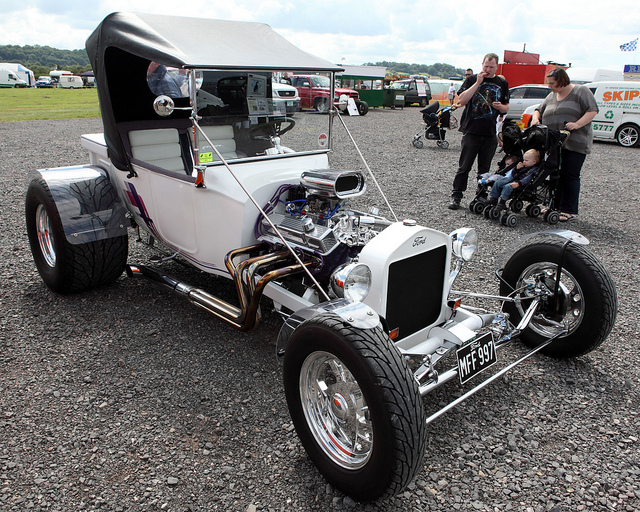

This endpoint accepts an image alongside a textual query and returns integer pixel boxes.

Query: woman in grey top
[531,67,598,221]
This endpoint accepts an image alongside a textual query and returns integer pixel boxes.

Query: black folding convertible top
[86,12,342,171]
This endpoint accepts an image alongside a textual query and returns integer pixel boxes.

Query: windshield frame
[185,67,336,167]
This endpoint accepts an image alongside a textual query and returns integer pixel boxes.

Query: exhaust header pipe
[126,245,319,332]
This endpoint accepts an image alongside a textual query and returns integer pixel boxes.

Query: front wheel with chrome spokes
[299,351,372,469]
[283,313,427,502]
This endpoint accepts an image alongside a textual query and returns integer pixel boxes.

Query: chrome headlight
[450,228,478,261]
[331,263,372,302]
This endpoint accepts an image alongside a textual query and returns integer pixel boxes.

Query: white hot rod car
[25,12,617,501]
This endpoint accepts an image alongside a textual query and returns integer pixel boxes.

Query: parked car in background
[291,74,368,115]
[272,81,301,115]
[35,76,53,88]
[389,78,432,107]
[506,84,550,120]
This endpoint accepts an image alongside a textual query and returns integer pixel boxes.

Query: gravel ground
[1,108,639,512]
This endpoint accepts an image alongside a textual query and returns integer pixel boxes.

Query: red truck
[291,74,368,115]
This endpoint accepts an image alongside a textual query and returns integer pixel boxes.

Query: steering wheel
[249,117,296,140]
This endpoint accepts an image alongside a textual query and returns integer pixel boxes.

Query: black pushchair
[412,101,458,149]
[475,124,569,227]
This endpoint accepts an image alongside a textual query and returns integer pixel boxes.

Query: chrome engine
[258,169,391,255]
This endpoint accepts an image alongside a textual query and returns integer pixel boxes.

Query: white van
[587,81,640,147]
[568,68,623,85]
[0,68,27,88]
[57,75,84,89]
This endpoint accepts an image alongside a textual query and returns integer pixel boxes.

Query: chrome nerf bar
[424,331,560,425]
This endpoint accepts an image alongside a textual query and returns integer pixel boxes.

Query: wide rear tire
[25,177,128,293]
[283,313,427,501]
[500,239,617,358]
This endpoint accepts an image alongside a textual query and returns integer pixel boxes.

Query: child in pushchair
[485,148,541,215]
[478,123,569,227]
[412,101,458,149]
[468,120,522,214]
[468,153,520,214]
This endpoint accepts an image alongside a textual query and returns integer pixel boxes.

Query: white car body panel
[82,132,330,272]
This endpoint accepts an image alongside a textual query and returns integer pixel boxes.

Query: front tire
[25,177,128,294]
[283,314,427,501]
[500,239,617,358]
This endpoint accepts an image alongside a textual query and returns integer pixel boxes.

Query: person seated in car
[486,149,540,213]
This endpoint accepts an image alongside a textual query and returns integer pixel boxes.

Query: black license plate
[456,333,497,384]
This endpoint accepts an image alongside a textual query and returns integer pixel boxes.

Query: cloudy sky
[1,0,639,72]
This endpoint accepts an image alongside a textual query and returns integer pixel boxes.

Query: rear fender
[31,165,128,245]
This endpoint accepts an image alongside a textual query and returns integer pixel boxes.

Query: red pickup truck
[291,74,368,115]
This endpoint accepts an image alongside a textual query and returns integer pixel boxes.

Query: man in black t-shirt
[448,53,510,209]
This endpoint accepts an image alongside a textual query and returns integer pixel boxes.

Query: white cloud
[0,0,639,72]
[0,8,93,49]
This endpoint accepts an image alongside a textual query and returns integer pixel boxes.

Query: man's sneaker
[447,198,461,210]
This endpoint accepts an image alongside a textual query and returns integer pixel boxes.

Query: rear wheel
[314,97,330,113]
[500,239,617,357]
[546,211,560,224]
[529,204,542,217]
[356,100,369,116]
[490,206,502,220]
[616,123,640,147]
[283,314,427,501]
[25,177,128,293]
[510,199,524,213]
[501,212,518,227]
[419,98,427,107]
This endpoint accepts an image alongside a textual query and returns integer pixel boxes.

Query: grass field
[0,87,100,122]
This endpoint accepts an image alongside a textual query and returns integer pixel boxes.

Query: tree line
[364,61,466,80]
[0,44,91,78]
[0,44,466,81]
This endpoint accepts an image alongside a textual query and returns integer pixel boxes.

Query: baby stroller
[482,124,570,227]
[412,101,458,149]
[468,121,523,214]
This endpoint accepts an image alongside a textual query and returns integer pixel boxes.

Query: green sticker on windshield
[200,152,213,163]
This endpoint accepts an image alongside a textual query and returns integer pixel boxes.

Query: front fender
[496,229,589,270]
[32,165,128,245]
[276,299,381,359]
